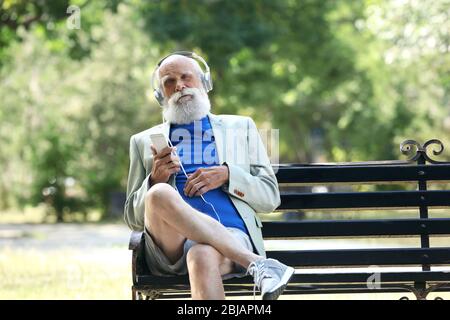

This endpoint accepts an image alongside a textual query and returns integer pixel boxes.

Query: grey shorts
[144,227,254,280]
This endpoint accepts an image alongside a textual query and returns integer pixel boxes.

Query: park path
[0,223,130,251]
[1,222,449,274]
[0,222,420,251]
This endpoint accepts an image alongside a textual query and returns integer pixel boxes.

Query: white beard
[162,87,211,125]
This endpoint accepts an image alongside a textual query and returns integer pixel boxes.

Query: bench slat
[274,164,450,184]
[278,190,450,210]
[267,248,450,267]
[128,286,450,299]
[135,271,450,287]
[261,218,450,238]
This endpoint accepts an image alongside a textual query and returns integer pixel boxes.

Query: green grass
[0,247,131,300]
[2,246,449,300]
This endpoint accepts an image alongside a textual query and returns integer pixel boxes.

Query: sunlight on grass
[1,207,449,300]
[1,247,449,300]
[0,206,49,224]
[0,248,131,300]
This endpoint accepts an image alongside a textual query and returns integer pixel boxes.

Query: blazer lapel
[162,120,170,139]
[208,113,225,164]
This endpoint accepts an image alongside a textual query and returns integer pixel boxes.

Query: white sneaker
[246,258,295,300]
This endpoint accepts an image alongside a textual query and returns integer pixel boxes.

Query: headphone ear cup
[203,72,213,92]
[154,89,165,107]
[200,73,208,92]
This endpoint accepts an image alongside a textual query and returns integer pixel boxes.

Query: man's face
[158,57,203,102]
[158,55,212,125]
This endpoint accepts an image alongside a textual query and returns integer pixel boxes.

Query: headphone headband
[151,51,213,106]
[156,51,208,70]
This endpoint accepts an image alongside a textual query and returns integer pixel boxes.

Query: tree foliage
[0,0,448,219]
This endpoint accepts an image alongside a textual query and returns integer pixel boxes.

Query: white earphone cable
[166,134,222,224]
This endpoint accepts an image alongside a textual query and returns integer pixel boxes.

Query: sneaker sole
[262,266,295,300]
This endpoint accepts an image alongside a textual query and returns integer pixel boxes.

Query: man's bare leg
[186,244,234,300]
[145,183,261,269]
[145,186,240,300]
[144,188,186,264]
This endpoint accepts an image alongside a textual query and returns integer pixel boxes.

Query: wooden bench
[128,139,450,300]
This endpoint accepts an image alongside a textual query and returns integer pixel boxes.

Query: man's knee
[145,183,174,208]
[186,244,220,273]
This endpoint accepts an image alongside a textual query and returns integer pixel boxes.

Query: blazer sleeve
[222,117,281,213]
[123,135,152,231]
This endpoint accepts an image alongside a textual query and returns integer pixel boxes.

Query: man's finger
[167,163,181,171]
[184,174,201,194]
[168,167,181,175]
[159,152,178,165]
[186,168,203,183]
[184,174,203,196]
[167,160,180,168]
[150,145,157,156]
[154,146,175,159]
[187,180,207,197]
[194,185,209,197]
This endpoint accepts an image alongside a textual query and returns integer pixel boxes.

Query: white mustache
[162,86,211,125]
[168,88,198,105]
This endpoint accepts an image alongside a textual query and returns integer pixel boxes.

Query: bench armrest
[129,230,144,250]
[128,231,145,285]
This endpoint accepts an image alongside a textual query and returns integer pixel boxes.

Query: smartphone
[150,133,170,154]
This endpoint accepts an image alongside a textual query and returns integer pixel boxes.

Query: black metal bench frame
[128,139,450,300]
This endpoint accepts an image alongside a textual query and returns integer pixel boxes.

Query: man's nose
[175,80,186,92]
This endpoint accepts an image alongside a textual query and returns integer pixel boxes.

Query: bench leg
[146,290,162,300]
[399,289,428,300]
[399,283,449,300]
[422,283,449,300]
[132,287,146,300]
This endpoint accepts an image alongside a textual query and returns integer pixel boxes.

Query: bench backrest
[266,140,450,270]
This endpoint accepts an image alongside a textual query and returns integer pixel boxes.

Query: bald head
[156,54,205,99]
[158,54,203,78]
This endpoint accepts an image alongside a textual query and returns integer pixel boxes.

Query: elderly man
[124,52,294,300]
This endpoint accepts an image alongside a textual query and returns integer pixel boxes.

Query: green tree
[0,3,161,219]
[1,0,449,219]
[139,0,370,162]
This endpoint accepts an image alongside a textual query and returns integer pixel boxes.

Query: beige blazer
[123,113,281,257]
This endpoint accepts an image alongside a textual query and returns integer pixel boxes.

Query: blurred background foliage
[0,0,449,221]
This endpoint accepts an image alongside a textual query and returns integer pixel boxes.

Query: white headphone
[151,51,213,107]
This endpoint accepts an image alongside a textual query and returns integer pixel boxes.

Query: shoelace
[246,260,272,299]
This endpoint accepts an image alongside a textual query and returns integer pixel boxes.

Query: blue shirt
[169,116,248,235]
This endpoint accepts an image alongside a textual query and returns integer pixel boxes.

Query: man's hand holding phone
[149,145,181,186]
